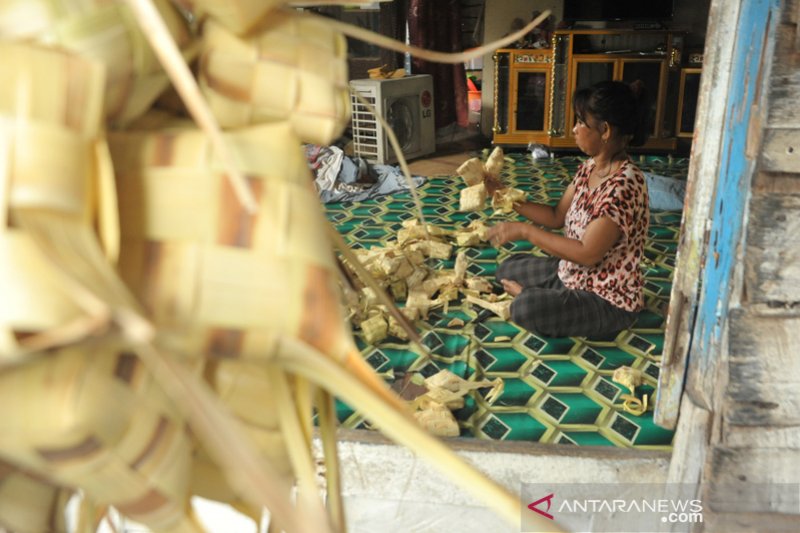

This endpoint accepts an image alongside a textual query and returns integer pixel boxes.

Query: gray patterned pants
[495,254,638,339]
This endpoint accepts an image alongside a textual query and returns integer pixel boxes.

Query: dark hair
[572,80,649,147]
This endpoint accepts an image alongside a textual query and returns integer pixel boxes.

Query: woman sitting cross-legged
[487,80,650,339]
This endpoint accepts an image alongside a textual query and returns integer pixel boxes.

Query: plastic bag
[527,142,550,160]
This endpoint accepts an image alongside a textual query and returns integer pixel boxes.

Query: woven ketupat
[0,41,112,359]
[0,459,69,532]
[0,39,317,533]
[0,0,195,127]
[0,42,213,533]
[0,2,561,531]
[110,123,338,520]
[110,122,338,356]
[0,340,203,532]
[171,0,285,36]
[108,121,524,527]
[198,11,350,145]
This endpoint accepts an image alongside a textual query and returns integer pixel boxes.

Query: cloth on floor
[304,144,426,203]
[644,171,687,211]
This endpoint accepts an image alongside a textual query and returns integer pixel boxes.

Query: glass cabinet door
[512,69,550,132]
[620,59,665,138]
[569,59,615,135]
[574,59,616,91]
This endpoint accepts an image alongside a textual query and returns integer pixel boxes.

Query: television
[563,0,674,22]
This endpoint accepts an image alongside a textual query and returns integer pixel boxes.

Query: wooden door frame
[655,0,781,433]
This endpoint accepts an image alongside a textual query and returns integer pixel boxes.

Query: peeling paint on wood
[689,0,781,389]
[654,293,693,428]
[654,0,744,428]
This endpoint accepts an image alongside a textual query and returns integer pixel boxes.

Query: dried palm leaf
[108,121,528,527]
[198,12,349,145]
[484,146,506,179]
[0,336,203,533]
[0,0,196,127]
[171,0,283,36]
[466,294,513,321]
[0,42,112,362]
[123,0,258,214]
[456,157,486,186]
[0,41,322,533]
[2,1,565,530]
[459,182,488,212]
[0,462,70,533]
[175,0,393,36]
[492,187,527,215]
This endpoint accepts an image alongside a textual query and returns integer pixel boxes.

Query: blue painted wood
[689,0,780,365]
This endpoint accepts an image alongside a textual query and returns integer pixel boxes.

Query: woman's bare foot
[500,279,523,297]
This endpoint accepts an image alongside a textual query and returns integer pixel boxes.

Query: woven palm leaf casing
[1,3,531,529]
[0,41,207,532]
[198,12,350,145]
[0,42,114,359]
[0,462,69,533]
[0,0,195,127]
[108,121,524,527]
[0,338,204,533]
[109,121,345,358]
[110,121,349,528]
[171,0,286,36]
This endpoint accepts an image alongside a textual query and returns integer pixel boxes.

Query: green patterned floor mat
[326,153,686,450]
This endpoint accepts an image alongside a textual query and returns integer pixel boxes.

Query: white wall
[480,0,564,137]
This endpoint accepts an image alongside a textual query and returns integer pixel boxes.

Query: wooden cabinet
[493,29,687,151]
[491,49,552,146]
[570,58,666,142]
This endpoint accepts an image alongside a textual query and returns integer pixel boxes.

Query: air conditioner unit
[349,75,436,165]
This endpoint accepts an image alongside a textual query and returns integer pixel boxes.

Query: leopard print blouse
[558,158,649,312]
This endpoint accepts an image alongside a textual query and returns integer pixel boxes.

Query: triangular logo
[527,493,555,520]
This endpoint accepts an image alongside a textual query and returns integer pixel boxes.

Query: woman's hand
[484,174,503,195]
[487,222,525,247]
